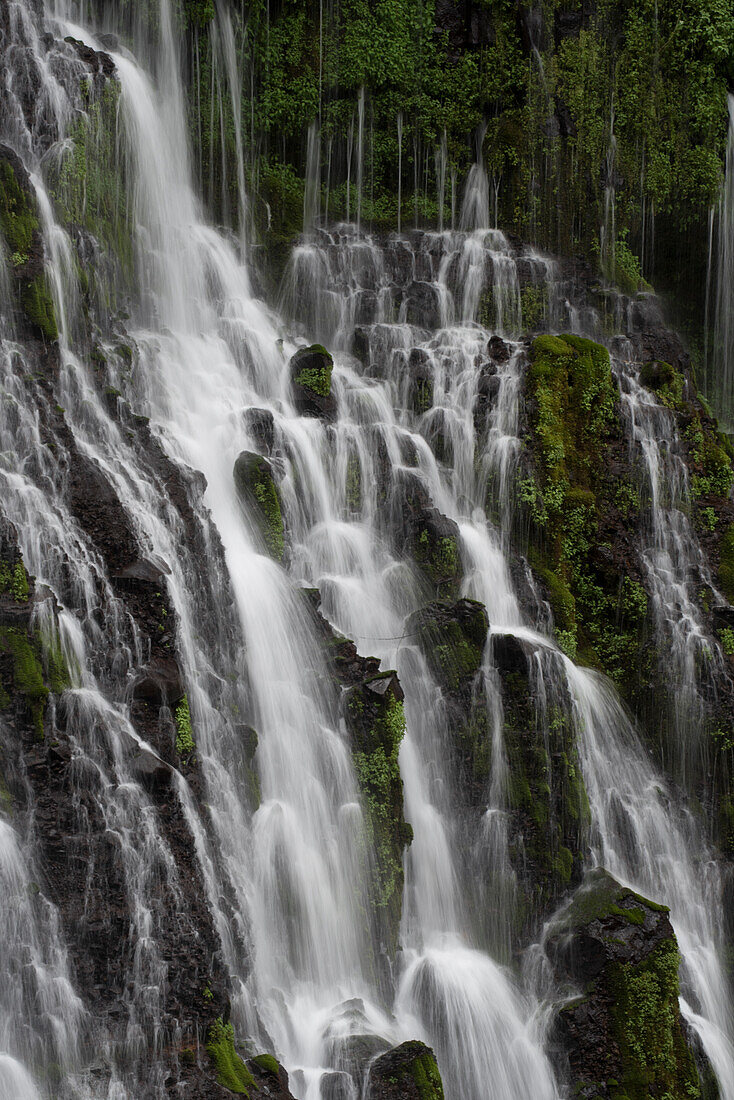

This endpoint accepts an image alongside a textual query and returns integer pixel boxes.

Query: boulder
[547,868,704,1100]
[233,451,284,561]
[290,344,337,420]
[407,598,489,692]
[366,1040,444,1099]
[243,407,276,455]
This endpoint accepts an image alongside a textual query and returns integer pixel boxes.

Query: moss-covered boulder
[406,597,491,812]
[343,670,410,959]
[290,343,337,420]
[0,144,58,341]
[407,598,488,693]
[494,632,589,928]
[366,1040,444,1099]
[411,508,462,597]
[547,868,703,1100]
[233,451,284,561]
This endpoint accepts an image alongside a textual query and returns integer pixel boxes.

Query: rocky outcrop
[366,1040,444,1099]
[520,334,651,696]
[493,632,589,927]
[0,144,58,341]
[290,343,337,420]
[233,450,285,560]
[298,588,411,967]
[547,869,704,1100]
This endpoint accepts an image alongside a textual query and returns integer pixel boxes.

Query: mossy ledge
[0,145,58,341]
[206,1018,256,1094]
[547,869,704,1100]
[367,1039,444,1099]
[520,334,651,699]
[233,450,285,561]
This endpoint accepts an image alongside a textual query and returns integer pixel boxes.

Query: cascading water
[1,1,734,1098]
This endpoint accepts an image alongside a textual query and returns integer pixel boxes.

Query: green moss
[233,452,285,561]
[686,415,734,499]
[0,158,36,261]
[175,695,195,761]
[719,524,734,603]
[414,529,461,595]
[520,284,547,330]
[608,940,700,1099]
[20,276,58,341]
[251,1053,279,1077]
[293,345,333,398]
[719,628,734,657]
[206,1019,254,1095]
[0,560,29,602]
[0,627,49,738]
[50,81,133,282]
[408,1048,445,1100]
[353,694,406,911]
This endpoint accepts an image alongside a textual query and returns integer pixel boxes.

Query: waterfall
[1,1,733,1098]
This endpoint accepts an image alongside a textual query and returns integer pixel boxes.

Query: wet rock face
[290,343,337,420]
[547,869,703,1100]
[0,144,58,341]
[366,1040,444,1099]
[233,450,285,560]
[494,632,588,924]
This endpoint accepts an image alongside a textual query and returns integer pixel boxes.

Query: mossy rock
[290,344,337,420]
[548,869,703,1100]
[719,523,734,604]
[406,598,488,693]
[366,1040,444,1099]
[206,1018,255,1094]
[494,632,589,924]
[0,145,58,341]
[344,670,409,958]
[233,451,285,561]
[411,509,462,598]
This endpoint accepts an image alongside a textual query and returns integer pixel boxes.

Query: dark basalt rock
[247,1054,297,1099]
[131,653,184,705]
[407,347,434,413]
[63,35,115,76]
[233,450,285,560]
[0,143,58,341]
[243,406,276,454]
[403,281,440,328]
[366,1040,444,1099]
[547,869,703,1100]
[407,598,489,692]
[487,334,511,362]
[290,343,337,420]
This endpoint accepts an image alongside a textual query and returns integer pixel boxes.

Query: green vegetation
[523,335,649,688]
[251,1053,279,1077]
[609,940,701,1098]
[352,693,406,910]
[0,559,29,602]
[206,1018,255,1095]
[414,528,461,597]
[233,452,285,561]
[50,81,132,280]
[719,524,734,603]
[0,153,58,340]
[0,627,49,738]
[292,344,333,398]
[175,695,195,761]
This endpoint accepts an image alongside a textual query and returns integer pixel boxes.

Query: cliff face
[0,2,733,1099]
